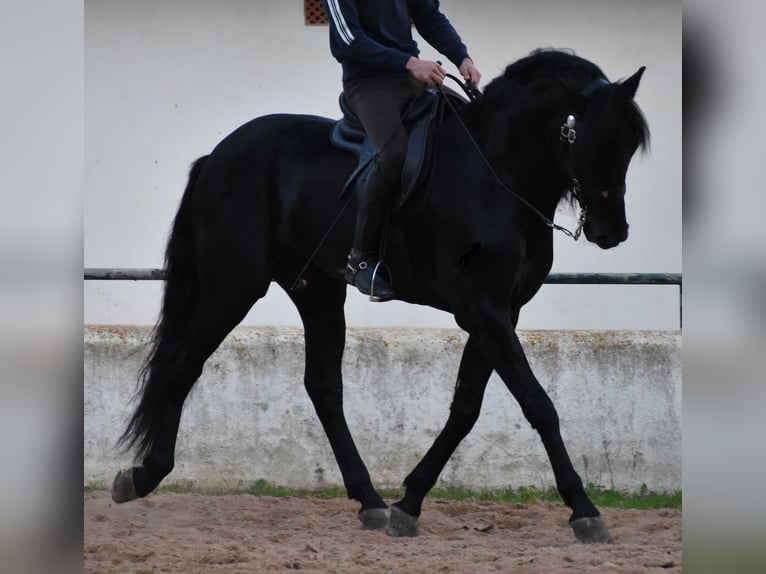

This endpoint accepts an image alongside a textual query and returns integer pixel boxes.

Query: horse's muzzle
[586,224,629,249]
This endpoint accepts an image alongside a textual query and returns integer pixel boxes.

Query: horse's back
[207,113,335,170]
[187,112,358,278]
[191,113,347,199]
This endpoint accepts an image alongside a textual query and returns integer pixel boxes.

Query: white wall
[84,0,682,329]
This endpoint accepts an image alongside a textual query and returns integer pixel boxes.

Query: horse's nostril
[595,229,628,249]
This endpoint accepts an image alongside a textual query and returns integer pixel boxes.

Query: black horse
[113,49,649,543]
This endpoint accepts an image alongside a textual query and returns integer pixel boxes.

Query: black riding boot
[344,165,396,302]
[344,248,396,301]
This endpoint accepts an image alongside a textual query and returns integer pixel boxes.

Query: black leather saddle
[329,86,465,209]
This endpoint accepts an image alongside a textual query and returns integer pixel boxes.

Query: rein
[438,73,587,241]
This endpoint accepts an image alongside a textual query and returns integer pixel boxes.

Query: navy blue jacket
[321,0,470,81]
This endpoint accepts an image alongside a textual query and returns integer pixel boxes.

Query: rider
[320,0,481,301]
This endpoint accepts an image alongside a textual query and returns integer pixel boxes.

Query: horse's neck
[454,106,566,220]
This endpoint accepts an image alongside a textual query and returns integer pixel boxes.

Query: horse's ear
[620,66,646,99]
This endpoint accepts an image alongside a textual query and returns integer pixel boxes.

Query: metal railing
[84,268,681,284]
[84,268,682,326]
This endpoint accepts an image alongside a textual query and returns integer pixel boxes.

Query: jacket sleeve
[409,0,470,68]
[321,0,412,73]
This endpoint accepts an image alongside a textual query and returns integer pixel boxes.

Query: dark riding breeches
[343,74,425,186]
[342,74,424,255]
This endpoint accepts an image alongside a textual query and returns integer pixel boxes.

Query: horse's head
[568,67,650,249]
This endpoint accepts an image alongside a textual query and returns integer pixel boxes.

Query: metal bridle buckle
[560,114,577,144]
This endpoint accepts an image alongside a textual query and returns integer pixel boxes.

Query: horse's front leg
[462,308,612,543]
[387,335,493,537]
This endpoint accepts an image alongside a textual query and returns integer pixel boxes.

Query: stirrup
[344,254,395,302]
[369,260,390,302]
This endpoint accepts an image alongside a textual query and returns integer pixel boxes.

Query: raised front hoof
[358,507,390,530]
[570,516,613,544]
[386,506,419,537]
[111,467,139,503]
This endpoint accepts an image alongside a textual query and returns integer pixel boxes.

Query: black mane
[487,48,605,94]
[480,49,650,153]
[453,49,649,212]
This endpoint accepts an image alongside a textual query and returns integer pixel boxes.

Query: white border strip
[326,0,355,45]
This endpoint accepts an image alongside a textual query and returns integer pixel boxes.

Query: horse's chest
[454,239,547,293]
[510,262,548,307]
[508,240,552,305]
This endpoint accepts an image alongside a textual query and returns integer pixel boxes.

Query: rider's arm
[408,0,470,71]
[321,0,412,73]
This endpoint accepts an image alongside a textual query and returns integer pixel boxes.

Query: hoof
[386,506,419,537]
[570,516,613,544]
[359,507,390,530]
[111,467,139,503]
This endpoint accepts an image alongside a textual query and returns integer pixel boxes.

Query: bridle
[557,113,587,240]
[556,76,613,239]
[438,73,611,241]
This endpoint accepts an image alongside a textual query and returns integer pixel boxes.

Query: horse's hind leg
[113,268,270,502]
[276,266,388,529]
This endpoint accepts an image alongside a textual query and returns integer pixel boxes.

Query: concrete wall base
[85,326,681,493]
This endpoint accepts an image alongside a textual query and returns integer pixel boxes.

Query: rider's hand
[459,58,481,86]
[406,57,447,86]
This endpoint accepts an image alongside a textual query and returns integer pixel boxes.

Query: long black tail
[118,156,208,459]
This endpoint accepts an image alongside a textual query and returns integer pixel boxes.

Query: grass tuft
[86,479,680,509]
[427,483,680,509]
